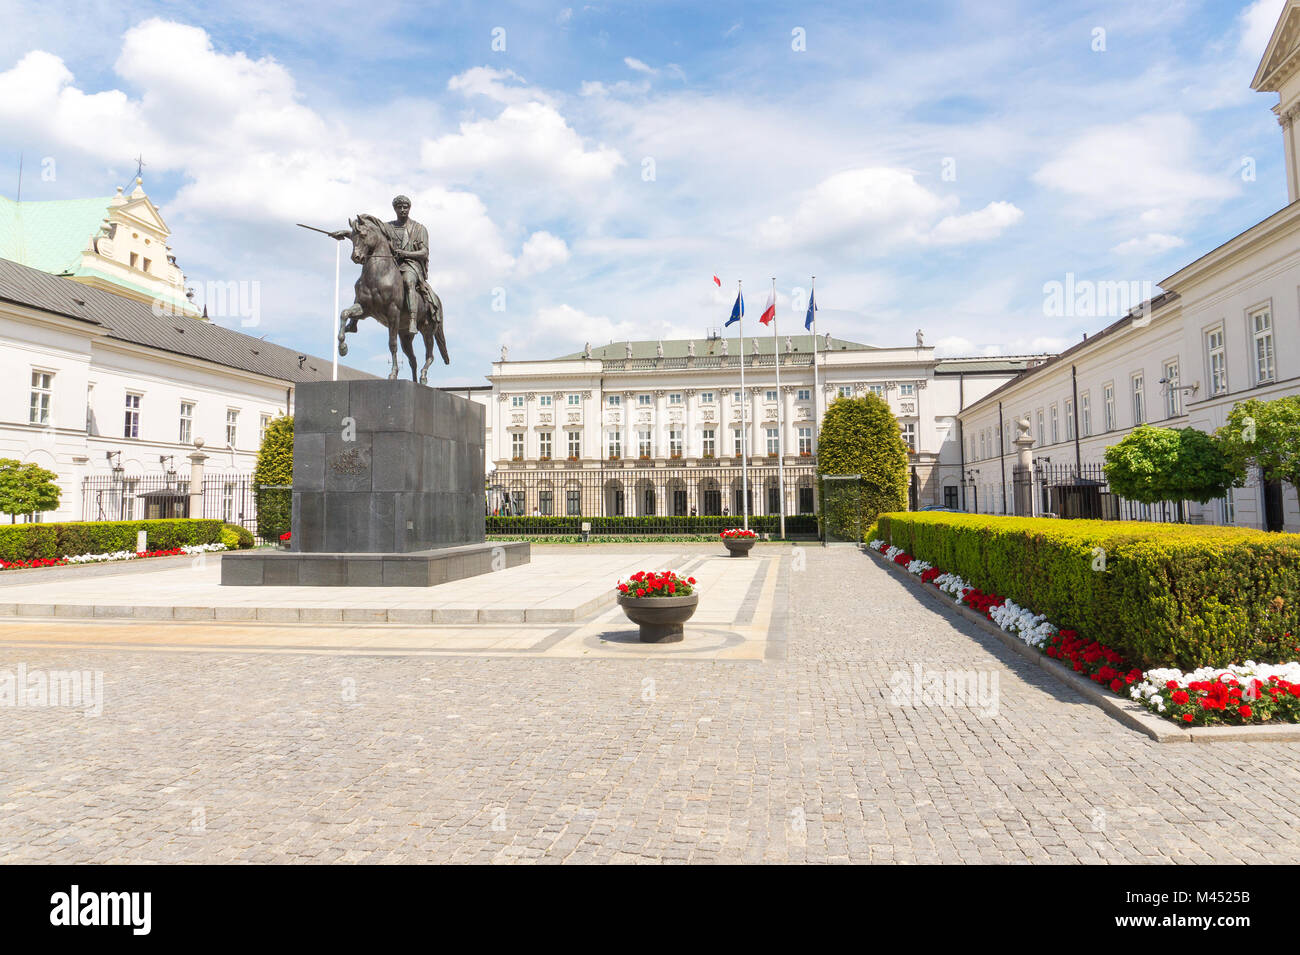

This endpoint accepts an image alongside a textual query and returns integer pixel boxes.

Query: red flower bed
[616,570,697,598]
[1044,630,1142,692]
[720,528,756,539]
[0,557,69,570]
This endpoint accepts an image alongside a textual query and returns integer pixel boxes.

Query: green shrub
[875,512,1300,669]
[222,523,255,549]
[254,416,293,541]
[0,519,224,562]
[817,395,908,540]
[484,515,817,537]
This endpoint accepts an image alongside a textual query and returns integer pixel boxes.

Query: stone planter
[723,538,756,558]
[617,593,699,643]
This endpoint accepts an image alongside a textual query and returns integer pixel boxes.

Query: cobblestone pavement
[2,545,1299,864]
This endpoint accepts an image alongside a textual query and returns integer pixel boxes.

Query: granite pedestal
[222,379,528,587]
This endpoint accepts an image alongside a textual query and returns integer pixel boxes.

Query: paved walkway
[1,545,1298,864]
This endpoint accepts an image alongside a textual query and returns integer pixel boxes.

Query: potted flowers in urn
[720,527,757,557]
[615,570,699,643]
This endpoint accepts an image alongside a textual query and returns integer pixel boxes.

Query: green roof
[0,195,114,275]
[555,335,874,361]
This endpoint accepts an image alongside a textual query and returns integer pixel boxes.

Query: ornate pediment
[1253,0,1300,92]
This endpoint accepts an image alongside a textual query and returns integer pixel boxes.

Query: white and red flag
[758,285,776,325]
[712,274,722,287]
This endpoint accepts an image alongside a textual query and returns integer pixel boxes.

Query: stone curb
[867,548,1300,744]
[0,552,222,586]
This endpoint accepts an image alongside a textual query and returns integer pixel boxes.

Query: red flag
[712,274,721,287]
[759,286,776,325]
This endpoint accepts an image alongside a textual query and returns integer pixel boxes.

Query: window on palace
[765,389,778,403]
[669,393,683,404]
[259,413,271,445]
[732,390,743,403]
[1252,307,1275,384]
[124,393,141,439]
[638,430,652,457]
[869,384,883,397]
[638,394,652,406]
[797,388,811,401]
[1036,411,1045,447]
[669,429,682,456]
[1050,405,1059,444]
[607,394,620,406]
[838,385,853,398]
[1131,375,1144,426]
[225,409,239,447]
[1080,393,1091,437]
[699,391,714,404]
[607,432,621,458]
[766,427,779,456]
[798,486,814,514]
[511,395,524,408]
[901,422,917,450]
[1206,327,1228,396]
[733,428,744,457]
[702,429,715,456]
[539,394,552,406]
[567,431,581,458]
[944,485,959,509]
[566,489,581,515]
[221,482,236,523]
[979,431,986,459]
[511,432,524,459]
[1220,487,1235,525]
[673,489,687,516]
[1064,398,1075,440]
[1163,360,1181,417]
[900,383,915,397]
[798,427,812,455]
[179,401,194,445]
[539,490,553,515]
[29,370,53,426]
[568,393,581,406]
[1103,383,1115,431]
[539,431,553,458]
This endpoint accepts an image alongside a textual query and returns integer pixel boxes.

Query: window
[566,489,581,516]
[869,384,884,397]
[121,479,138,519]
[179,402,194,444]
[129,252,138,269]
[1252,307,1275,384]
[638,430,652,457]
[900,383,915,397]
[1064,398,1075,440]
[732,390,742,403]
[221,482,236,523]
[29,371,52,426]
[1131,375,1144,426]
[643,486,655,516]
[539,490,553,515]
[798,427,813,455]
[700,392,715,404]
[838,385,853,398]
[567,393,580,406]
[733,428,744,456]
[1207,327,1227,395]
[702,429,715,456]
[944,485,959,509]
[1103,383,1115,431]
[225,409,239,446]
[797,388,810,401]
[979,431,986,459]
[567,431,581,458]
[511,395,524,408]
[765,389,778,403]
[638,394,652,406]
[124,393,141,438]
[607,394,620,407]
[1036,410,1045,447]
[672,488,687,516]
[669,429,683,456]
[539,394,552,407]
[767,484,780,515]
[510,432,524,459]
[606,431,621,459]
[798,485,814,514]
[766,427,779,456]
[1080,392,1091,437]
[668,393,683,404]
[1050,404,1058,444]
[901,422,917,451]
[539,431,553,458]
[1163,360,1181,417]
[259,413,271,445]
[1220,487,1235,525]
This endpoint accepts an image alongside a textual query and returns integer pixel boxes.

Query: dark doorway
[1265,479,1285,532]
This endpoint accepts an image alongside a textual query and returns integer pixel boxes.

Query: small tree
[817,394,909,539]
[1103,425,1235,519]
[1216,396,1300,503]
[254,416,294,540]
[0,458,61,522]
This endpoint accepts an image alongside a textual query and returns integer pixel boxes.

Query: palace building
[486,335,1042,518]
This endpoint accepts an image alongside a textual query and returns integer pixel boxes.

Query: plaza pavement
[1,543,1298,864]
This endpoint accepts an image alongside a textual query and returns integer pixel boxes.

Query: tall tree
[253,417,294,540]
[1217,396,1300,502]
[817,394,909,540]
[0,458,62,522]
[1103,425,1235,519]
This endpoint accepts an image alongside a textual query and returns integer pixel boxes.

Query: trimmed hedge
[485,515,818,537]
[873,512,1300,669]
[0,519,225,563]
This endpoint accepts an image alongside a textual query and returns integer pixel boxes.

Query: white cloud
[1033,114,1237,227]
[512,304,640,352]
[447,66,555,107]
[929,201,1024,245]
[1110,232,1186,257]
[624,56,656,75]
[515,231,570,276]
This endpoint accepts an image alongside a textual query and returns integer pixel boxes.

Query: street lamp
[965,467,980,513]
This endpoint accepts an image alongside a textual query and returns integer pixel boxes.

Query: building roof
[958,291,1180,414]
[0,256,374,384]
[553,334,876,361]
[0,195,116,274]
[934,355,1050,374]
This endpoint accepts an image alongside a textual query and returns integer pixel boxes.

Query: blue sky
[0,0,1291,383]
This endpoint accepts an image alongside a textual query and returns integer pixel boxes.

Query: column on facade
[524,393,534,460]
[653,390,666,459]
[781,385,796,461]
[718,389,731,459]
[750,387,764,462]
[683,389,695,460]
[623,391,634,462]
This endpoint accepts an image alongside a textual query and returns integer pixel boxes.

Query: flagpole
[772,277,786,541]
[737,280,748,531]
[810,275,819,446]
[331,239,341,381]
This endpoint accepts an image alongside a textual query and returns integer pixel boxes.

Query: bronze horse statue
[337,214,449,383]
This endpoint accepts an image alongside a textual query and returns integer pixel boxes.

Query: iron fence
[79,472,276,541]
[1003,462,1187,523]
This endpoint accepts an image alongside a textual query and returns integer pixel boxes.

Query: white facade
[486,336,1039,516]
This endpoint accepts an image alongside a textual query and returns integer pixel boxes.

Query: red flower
[1171,690,1189,705]
[1238,705,1253,719]
[1182,714,1194,723]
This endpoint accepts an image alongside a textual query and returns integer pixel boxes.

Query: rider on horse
[335,194,435,334]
